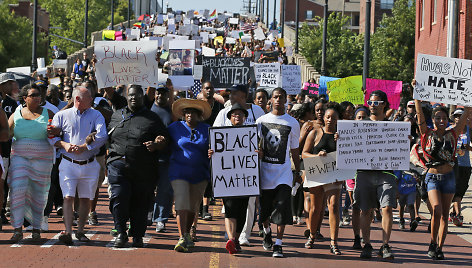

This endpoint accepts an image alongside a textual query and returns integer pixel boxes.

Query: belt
[62,155,95,165]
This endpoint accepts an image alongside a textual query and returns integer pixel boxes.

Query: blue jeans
[153,162,173,223]
[425,171,456,194]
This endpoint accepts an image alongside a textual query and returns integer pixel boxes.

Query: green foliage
[299,12,363,78]
[370,0,416,83]
[0,1,48,71]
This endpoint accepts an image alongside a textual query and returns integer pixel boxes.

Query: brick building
[359,0,394,34]
[415,0,472,61]
[9,0,50,34]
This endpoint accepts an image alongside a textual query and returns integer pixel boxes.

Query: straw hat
[172,98,211,120]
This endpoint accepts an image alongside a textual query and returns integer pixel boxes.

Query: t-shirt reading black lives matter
[257,113,300,190]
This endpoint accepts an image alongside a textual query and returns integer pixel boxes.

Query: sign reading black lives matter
[336,120,411,170]
[202,57,251,88]
[209,125,260,198]
[414,53,472,106]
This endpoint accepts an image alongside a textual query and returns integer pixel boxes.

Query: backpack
[57,50,67,59]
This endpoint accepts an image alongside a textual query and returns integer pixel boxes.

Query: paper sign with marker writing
[254,28,265,40]
[94,41,158,88]
[336,120,411,170]
[210,125,260,198]
[202,46,215,56]
[303,152,356,188]
[254,63,280,86]
[229,18,239,24]
[327,75,364,104]
[414,53,472,106]
[365,78,403,109]
[153,26,166,35]
[281,65,301,95]
[200,32,209,43]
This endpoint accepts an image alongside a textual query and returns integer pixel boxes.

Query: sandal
[59,231,73,246]
[330,242,342,255]
[10,231,23,243]
[305,235,315,249]
[75,232,90,242]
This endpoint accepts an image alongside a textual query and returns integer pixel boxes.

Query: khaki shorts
[171,180,208,213]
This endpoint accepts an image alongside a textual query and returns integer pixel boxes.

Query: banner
[365,78,402,109]
[303,152,357,188]
[336,120,411,170]
[414,53,472,106]
[94,41,158,88]
[202,57,251,88]
[327,75,364,104]
[281,65,302,95]
[210,125,260,198]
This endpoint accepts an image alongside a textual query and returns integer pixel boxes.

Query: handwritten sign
[94,41,158,88]
[254,63,280,84]
[319,76,339,97]
[281,65,302,95]
[210,125,260,198]
[202,57,251,88]
[414,53,472,106]
[336,120,411,170]
[303,152,357,188]
[302,82,319,96]
[365,78,402,109]
[153,26,166,35]
[327,75,364,104]
[254,28,265,40]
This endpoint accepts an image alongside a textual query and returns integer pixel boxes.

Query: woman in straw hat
[168,98,211,252]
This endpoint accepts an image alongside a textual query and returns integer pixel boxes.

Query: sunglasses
[27,93,41,98]
[190,129,197,141]
[367,100,384,106]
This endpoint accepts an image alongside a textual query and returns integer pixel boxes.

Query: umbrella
[138,14,149,21]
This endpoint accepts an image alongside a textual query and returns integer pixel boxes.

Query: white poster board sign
[6,66,31,75]
[49,77,61,86]
[254,28,265,40]
[336,120,411,170]
[94,41,158,88]
[281,65,302,95]
[229,18,239,25]
[303,152,357,188]
[254,63,280,85]
[241,35,251,43]
[226,37,236,44]
[414,53,472,106]
[130,28,141,39]
[210,125,260,198]
[153,26,166,35]
[52,60,68,69]
[200,32,209,43]
[193,65,203,80]
[202,46,216,56]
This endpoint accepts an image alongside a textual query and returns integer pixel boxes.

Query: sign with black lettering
[209,125,260,198]
[336,120,411,170]
[303,152,356,188]
[202,57,251,88]
[414,53,472,106]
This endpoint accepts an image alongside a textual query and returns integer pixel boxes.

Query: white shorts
[59,158,100,200]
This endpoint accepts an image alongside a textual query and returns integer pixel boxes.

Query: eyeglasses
[204,87,213,89]
[190,129,197,141]
[27,93,41,98]
[367,100,384,106]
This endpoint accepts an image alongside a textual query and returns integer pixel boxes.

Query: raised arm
[453,107,472,136]
[414,99,428,136]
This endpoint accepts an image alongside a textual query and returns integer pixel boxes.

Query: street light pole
[321,0,328,75]
[31,0,38,72]
[84,0,89,48]
[273,0,276,29]
[295,0,299,53]
[281,0,285,38]
[111,0,114,28]
[362,0,371,89]
[128,0,131,27]
[161,0,164,13]
[266,0,269,28]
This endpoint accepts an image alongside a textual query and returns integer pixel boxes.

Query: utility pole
[321,0,328,75]
[249,0,252,13]
[84,0,89,48]
[295,0,299,53]
[31,0,38,72]
[266,0,269,28]
[281,0,285,38]
[273,0,276,29]
[111,0,115,28]
[128,0,131,27]
[362,0,371,89]
[446,0,458,113]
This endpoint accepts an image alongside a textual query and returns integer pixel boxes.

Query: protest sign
[130,29,141,39]
[49,77,61,86]
[115,31,123,41]
[254,63,280,84]
[193,65,203,80]
[202,57,251,88]
[175,14,182,23]
[218,14,226,22]
[191,25,199,35]
[202,46,216,56]
[52,60,67,69]
[6,66,31,75]
[319,76,339,97]
[163,36,174,50]
[254,28,265,40]
[157,14,164,24]
[210,125,260,198]
[94,41,158,88]
[241,35,251,43]
[336,120,411,170]
[365,78,402,109]
[200,32,209,43]
[153,26,166,35]
[168,40,195,88]
[102,30,115,40]
[327,75,364,104]
[226,37,236,44]
[281,65,302,95]
[303,152,357,188]
[229,18,239,24]
[414,53,472,106]
[167,23,176,34]
[286,46,293,57]
[302,82,319,96]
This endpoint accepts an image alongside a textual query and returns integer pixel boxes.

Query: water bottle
[47,119,54,139]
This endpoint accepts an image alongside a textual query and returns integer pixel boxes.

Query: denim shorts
[425,171,456,194]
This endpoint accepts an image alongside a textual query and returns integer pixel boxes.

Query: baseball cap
[0,73,16,85]
[227,84,248,95]
[407,100,415,107]
[34,80,47,88]
[453,109,464,116]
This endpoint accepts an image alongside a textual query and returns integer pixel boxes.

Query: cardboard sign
[202,57,251,88]
[336,120,411,170]
[414,53,472,106]
[94,41,158,88]
[302,82,319,96]
[319,76,340,97]
[327,75,364,104]
[303,152,357,188]
[365,78,403,109]
[254,63,280,84]
[153,26,166,35]
[210,125,260,198]
[281,65,302,95]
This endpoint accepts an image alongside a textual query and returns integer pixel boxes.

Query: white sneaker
[239,238,251,246]
[25,225,33,231]
[41,216,49,231]
[102,176,109,185]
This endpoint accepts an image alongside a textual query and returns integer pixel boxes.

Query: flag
[209,9,217,21]
[240,23,257,32]
[190,80,202,98]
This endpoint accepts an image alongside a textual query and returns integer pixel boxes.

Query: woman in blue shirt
[168,98,211,253]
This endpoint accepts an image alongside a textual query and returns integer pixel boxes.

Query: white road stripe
[40,232,62,248]
[10,234,32,248]
[107,236,152,251]
[68,230,97,248]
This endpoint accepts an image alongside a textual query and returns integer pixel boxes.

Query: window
[306,10,313,20]
[421,0,424,28]
[432,0,437,23]
[380,0,394,9]
[353,15,360,26]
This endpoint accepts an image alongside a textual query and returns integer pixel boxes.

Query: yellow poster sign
[327,75,364,104]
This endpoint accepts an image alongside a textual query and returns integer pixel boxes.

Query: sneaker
[435,247,445,260]
[449,212,456,222]
[410,220,418,232]
[415,216,422,222]
[235,240,242,253]
[360,243,373,259]
[56,206,63,217]
[428,242,437,259]
[110,229,118,237]
[226,239,237,254]
[202,212,213,221]
[262,230,273,250]
[31,230,41,241]
[25,225,33,231]
[88,211,98,226]
[272,244,283,258]
[184,233,195,248]
[399,218,405,230]
[239,238,251,247]
[378,244,394,260]
[305,236,315,249]
[174,237,188,252]
[10,231,23,243]
[41,216,49,231]
[352,236,362,250]
[453,215,463,227]
[58,231,73,246]
[155,222,166,233]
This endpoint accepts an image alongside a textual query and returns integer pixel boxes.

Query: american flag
[240,23,256,32]
[190,80,202,98]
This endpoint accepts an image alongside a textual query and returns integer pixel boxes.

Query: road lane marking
[11,234,32,248]
[41,232,62,248]
[107,236,152,250]
[209,203,222,268]
[68,230,97,248]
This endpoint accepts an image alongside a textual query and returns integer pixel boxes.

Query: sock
[264,227,271,234]
[275,239,282,246]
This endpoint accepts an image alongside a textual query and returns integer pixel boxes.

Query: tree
[299,12,364,78]
[370,0,415,83]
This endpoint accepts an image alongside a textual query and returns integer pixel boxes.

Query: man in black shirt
[107,84,168,248]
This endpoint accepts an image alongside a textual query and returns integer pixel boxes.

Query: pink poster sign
[364,78,402,109]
